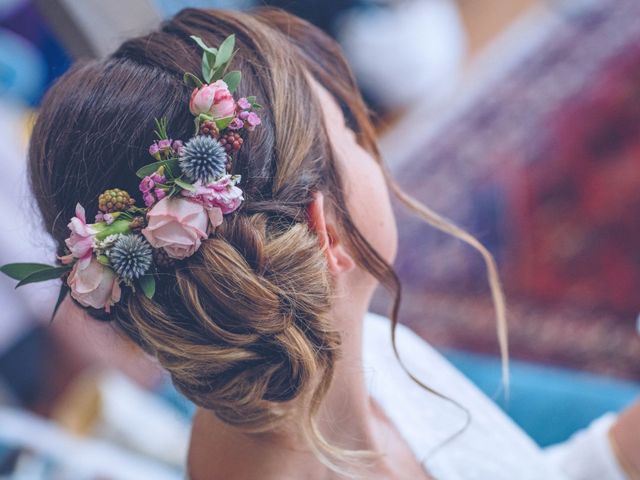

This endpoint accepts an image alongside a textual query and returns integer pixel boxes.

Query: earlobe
[307,191,355,274]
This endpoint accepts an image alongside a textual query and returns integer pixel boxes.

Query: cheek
[344,149,398,265]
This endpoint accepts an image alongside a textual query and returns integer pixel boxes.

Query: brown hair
[29,7,507,477]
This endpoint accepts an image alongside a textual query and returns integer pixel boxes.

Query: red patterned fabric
[386,0,640,379]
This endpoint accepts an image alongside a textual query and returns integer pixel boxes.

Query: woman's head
[29,6,399,464]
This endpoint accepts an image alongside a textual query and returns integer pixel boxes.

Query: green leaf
[1,263,56,281]
[209,63,226,83]
[246,96,256,104]
[214,34,235,69]
[215,116,235,130]
[173,178,196,192]
[222,70,241,93]
[202,51,215,83]
[252,102,263,110]
[139,274,156,299]
[16,266,72,288]
[97,255,110,266]
[183,72,203,89]
[190,35,217,55]
[95,219,131,241]
[51,284,69,323]
[136,158,180,179]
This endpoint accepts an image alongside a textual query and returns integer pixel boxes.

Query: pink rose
[68,257,121,312]
[182,175,244,214]
[189,80,236,119]
[141,197,218,259]
[65,203,96,269]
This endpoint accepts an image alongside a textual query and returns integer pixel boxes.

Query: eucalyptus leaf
[174,178,196,192]
[214,34,235,69]
[202,51,215,83]
[190,35,218,55]
[215,116,235,130]
[139,274,156,299]
[136,158,180,179]
[183,72,203,89]
[16,266,72,288]
[51,284,69,323]
[209,63,226,83]
[0,263,56,281]
[222,70,241,93]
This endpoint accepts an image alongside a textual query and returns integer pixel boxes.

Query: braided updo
[28,6,393,473]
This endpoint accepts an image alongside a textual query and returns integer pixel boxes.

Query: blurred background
[1,0,639,478]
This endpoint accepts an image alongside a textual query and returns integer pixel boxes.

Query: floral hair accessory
[0,34,262,316]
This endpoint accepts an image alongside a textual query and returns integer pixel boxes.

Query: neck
[187,277,383,479]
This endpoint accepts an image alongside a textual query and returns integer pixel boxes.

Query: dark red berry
[219,132,243,154]
[199,120,219,138]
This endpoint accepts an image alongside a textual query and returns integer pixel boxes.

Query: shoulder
[361,311,570,480]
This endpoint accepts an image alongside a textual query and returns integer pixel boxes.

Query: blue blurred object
[0,27,45,104]
[0,1,70,105]
[443,348,640,446]
[156,0,253,17]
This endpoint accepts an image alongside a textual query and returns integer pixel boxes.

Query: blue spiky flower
[179,135,227,183]
[109,234,153,282]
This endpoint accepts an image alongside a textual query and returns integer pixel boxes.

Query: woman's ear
[307,191,355,274]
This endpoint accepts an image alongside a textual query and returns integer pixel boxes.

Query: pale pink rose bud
[67,257,121,312]
[238,110,250,121]
[189,80,236,119]
[141,197,210,259]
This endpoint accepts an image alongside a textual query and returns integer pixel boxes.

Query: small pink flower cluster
[139,171,168,207]
[149,139,183,160]
[182,174,244,214]
[229,97,261,131]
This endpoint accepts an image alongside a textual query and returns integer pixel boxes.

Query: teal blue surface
[442,348,640,446]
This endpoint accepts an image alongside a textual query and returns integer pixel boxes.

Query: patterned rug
[381,0,640,381]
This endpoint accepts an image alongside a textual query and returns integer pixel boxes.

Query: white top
[362,311,627,480]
